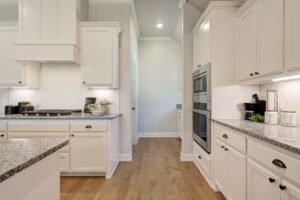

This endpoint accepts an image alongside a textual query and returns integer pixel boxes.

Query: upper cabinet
[236,0,284,81]
[14,0,88,64]
[81,22,120,89]
[0,23,40,88]
[285,0,300,71]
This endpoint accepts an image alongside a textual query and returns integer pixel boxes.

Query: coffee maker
[244,94,266,120]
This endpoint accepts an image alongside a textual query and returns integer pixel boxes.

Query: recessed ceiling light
[156,23,163,29]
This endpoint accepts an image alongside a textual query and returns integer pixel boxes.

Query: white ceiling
[134,0,181,37]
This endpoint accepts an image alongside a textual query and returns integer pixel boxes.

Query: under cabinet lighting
[272,75,300,82]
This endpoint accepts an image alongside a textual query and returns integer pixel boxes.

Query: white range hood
[14,0,88,64]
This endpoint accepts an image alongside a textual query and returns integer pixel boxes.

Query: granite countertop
[0,113,121,120]
[212,119,300,154]
[0,138,68,183]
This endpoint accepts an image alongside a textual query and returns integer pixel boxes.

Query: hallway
[61,138,225,200]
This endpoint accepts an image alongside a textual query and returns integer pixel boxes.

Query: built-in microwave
[192,64,211,153]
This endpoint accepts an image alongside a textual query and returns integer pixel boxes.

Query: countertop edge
[0,140,68,184]
[212,119,300,155]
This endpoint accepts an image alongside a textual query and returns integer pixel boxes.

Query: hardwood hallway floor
[61,138,225,200]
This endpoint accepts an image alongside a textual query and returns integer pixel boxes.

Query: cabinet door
[227,147,246,200]
[59,153,70,173]
[247,158,280,200]
[199,19,211,66]
[236,3,257,81]
[257,0,284,76]
[285,0,300,71]
[193,30,201,70]
[214,139,227,194]
[81,26,117,87]
[70,132,107,172]
[280,180,300,200]
[0,26,24,86]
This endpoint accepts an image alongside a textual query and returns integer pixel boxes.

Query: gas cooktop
[22,109,82,117]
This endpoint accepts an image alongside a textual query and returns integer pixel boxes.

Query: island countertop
[0,138,68,183]
[0,113,121,120]
[212,119,300,155]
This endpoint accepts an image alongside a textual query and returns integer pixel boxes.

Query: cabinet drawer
[70,121,107,132]
[8,121,69,132]
[214,124,246,153]
[0,122,6,132]
[193,141,211,178]
[248,139,300,184]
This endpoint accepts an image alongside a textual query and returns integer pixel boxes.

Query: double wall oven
[193,63,211,153]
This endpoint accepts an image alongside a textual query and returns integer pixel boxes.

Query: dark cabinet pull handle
[221,145,225,149]
[198,155,202,159]
[279,185,286,191]
[0,134,4,137]
[222,134,228,139]
[269,178,276,183]
[83,81,86,84]
[272,159,287,169]
[224,148,229,151]
[255,72,259,75]
[85,125,92,129]
[71,134,74,137]
[18,81,22,84]
[250,73,254,76]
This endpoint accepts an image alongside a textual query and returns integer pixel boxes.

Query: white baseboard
[138,132,179,138]
[119,154,132,162]
[180,152,194,161]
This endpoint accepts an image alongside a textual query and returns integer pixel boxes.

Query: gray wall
[89,5,133,158]
[138,39,181,135]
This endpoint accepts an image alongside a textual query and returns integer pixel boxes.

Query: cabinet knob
[0,134,4,137]
[222,134,228,139]
[221,145,225,149]
[85,125,92,129]
[224,148,229,151]
[279,185,286,191]
[18,81,22,84]
[272,159,287,169]
[255,72,259,75]
[71,134,74,137]
[83,81,86,84]
[198,155,202,159]
[269,178,276,183]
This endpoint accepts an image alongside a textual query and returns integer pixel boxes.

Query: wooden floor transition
[61,138,225,200]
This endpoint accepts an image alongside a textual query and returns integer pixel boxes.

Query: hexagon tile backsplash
[8,64,119,113]
[260,80,300,124]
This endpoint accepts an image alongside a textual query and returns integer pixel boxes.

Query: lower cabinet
[59,153,70,173]
[214,138,246,200]
[70,132,107,172]
[280,180,300,200]
[247,158,280,200]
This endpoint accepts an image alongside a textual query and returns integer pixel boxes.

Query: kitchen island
[0,138,68,200]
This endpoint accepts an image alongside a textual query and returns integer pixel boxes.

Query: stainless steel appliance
[193,64,211,153]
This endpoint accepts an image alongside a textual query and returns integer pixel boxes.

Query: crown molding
[131,0,140,37]
[89,0,133,6]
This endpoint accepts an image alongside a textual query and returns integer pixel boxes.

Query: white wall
[138,39,181,136]
[260,80,300,125]
[0,2,17,21]
[181,3,201,160]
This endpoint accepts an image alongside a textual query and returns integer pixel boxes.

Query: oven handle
[193,109,211,117]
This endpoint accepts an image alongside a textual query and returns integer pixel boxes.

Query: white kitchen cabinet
[236,2,257,81]
[247,158,281,200]
[280,180,300,200]
[256,0,284,76]
[176,109,182,139]
[59,153,70,173]
[193,141,211,182]
[0,23,40,88]
[0,122,6,140]
[214,139,227,193]
[70,132,107,172]
[81,22,120,88]
[285,0,300,71]
[193,30,201,70]
[236,0,284,81]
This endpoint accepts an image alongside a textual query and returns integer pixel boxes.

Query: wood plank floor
[61,138,225,200]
